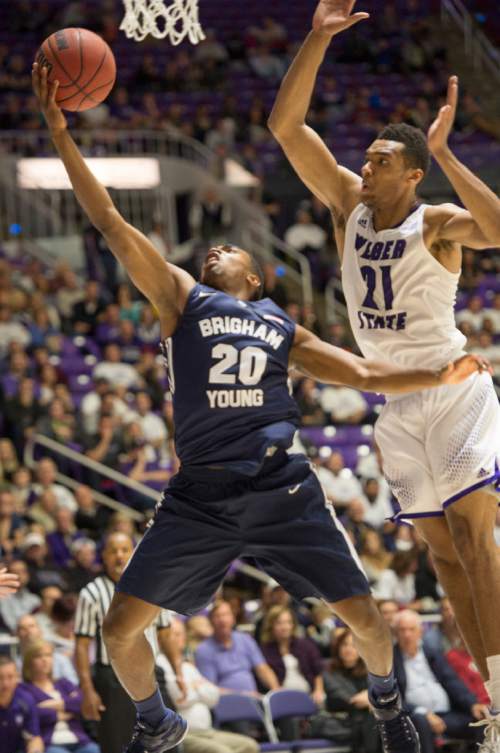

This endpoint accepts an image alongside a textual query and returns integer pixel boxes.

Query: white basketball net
[120,0,206,45]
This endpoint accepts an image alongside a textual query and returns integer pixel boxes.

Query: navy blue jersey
[161,283,300,476]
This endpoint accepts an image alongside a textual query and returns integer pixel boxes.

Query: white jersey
[342,203,466,381]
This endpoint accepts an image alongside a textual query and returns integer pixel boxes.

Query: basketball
[36,28,116,112]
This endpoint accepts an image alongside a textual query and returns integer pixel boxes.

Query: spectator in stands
[38,364,63,408]
[4,378,43,455]
[247,45,285,82]
[193,29,229,65]
[185,615,214,659]
[195,600,280,699]
[92,344,142,390]
[71,280,106,336]
[260,605,324,704]
[373,549,421,608]
[319,383,368,425]
[53,266,83,327]
[393,610,486,753]
[284,208,327,258]
[64,538,99,592]
[36,398,78,446]
[377,600,400,632]
[315,451,364,508]
[32,458,77,512]
[262,263,288,309]
[137,304,161,345]
[190,186,233,243]
[305,602,336,658]
[360,530,393,589]
[46,506,81,569]
[323,630,380,753]
[456,294,486,332]
[21,639,99,753]
[11,466,33,510]
[84,414,126,468]
[360,477,394,529]
[79,378,112,435]
[0,304,31,356]
[22,532,67,593]
[0,488,25,555]
[295,378,325,425]
[35,585,63,636]
[246,16,287,50]
[0,654,43,753]
[484,292,500,333]
[0,558,41,633]
[134,391,169,454]
[340,499,375,551]
[27,490,58,533]
[162,617,259,753]
[116,284,142,325]
[47,595,78,660]
[73,485,110,541]
[16,614,78,685]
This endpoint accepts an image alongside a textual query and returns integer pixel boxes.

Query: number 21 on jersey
[361,265,394,311]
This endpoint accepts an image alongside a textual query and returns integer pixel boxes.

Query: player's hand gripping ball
[36,27,116,111]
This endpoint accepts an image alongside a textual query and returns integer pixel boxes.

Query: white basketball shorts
[374,372,500,520]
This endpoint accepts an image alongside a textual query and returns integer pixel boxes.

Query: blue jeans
[46,743,100,753]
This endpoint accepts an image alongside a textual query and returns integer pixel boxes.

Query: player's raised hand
[313,0,369,38]
[0,567,20,598]
[439,353,492,385]
[32,62,67,134]
[427,76,458,156]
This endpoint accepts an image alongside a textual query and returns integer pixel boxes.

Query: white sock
[486,656,500,713]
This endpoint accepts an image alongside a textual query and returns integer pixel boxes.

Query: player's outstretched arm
[427,76,500,248]
[290,325,491,394]
[32,63,195,335]
[268,1,364,215]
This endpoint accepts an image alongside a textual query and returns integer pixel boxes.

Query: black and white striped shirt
[75,575,170,665]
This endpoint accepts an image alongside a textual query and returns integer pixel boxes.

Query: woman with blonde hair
[21,639,99,753]
[260,605,324,704]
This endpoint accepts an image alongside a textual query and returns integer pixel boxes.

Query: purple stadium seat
[213,693,291,752]
[263,690,350,753]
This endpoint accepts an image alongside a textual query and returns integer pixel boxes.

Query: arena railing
[441,0,500,83]
[23,433,274,585]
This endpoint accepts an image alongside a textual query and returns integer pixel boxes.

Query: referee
[74,531,182,753]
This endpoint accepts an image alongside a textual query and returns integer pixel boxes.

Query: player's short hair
[377,123,431,176]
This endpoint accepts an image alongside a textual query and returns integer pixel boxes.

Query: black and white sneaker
[124,712,189,753]
[369,688,420,753]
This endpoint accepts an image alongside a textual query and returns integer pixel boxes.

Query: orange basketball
[36,28,116,112]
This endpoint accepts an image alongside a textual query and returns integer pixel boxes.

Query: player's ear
[247,273,262,298]
[408,167,424,187]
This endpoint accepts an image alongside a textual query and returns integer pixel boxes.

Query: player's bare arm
[290,325,490,394]
[268,1,365,230]
[425,76,500,251]
[32,63,195,337]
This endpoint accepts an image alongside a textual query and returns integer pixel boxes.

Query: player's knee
[102,604,131,649]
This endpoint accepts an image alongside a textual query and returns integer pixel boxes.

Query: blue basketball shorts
[117,452,370,614]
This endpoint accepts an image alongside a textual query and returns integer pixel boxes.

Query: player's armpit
[429,204,500,249]
[101,211,196,333]
[271,123,361,215]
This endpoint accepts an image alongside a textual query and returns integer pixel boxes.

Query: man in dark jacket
[394,610,488,753]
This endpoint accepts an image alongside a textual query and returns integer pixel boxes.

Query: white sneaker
[471,711,500,752]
